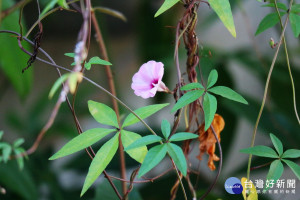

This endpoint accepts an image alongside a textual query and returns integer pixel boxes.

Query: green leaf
[138,144,167,177]
[282,149,300,159]
[255,12,286,36]
[121,130,147,163]
[13,138,25,148]
[291,4,300,13]
[85,56,112,70]
[49,128,115,160]
[0,131,3,140]
[48,73,70,99]
[169,132,198,142]
[41,0,58,17]
[171,90,204,113]
[240,145,279,158]
[88,100,119,128]
[122,103,169,127]
[0,0,33,98]
[203,93,217,131]
[262,3,287,11]
[2,143,12,163]
[14,148,25,170]
[161,120,171,139]
[166,143,187,176]
[282,159,300,180]
[264,160,284,191]
[289,13,300,38]
[0,162,38,200]
[64,52,75,58]
[81,133,119,196]
[269,133,283,156]
[207,69,218,88]
[154,0,180,18]
[208,86,248,104]
[180,83,204,91]
[89,56,112,65]
[57,0,69,9]
[208,0,236,37]
[124,135,162,151]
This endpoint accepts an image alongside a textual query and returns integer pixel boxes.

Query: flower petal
[131,60,165,99]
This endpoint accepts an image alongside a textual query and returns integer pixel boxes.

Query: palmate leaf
[122,103,169,127]
[240,145,278,158]
[289,13,300,38]
[124,135,162,151]
[121,130,147,163]
[208,86,248,104]
[81,133,119,196]
[291,4,300,13]
[203,93,217,131]
[14,148,25,170]
[166,143,187,176]
[264,160,284,191]
[171,90,204,113]
[13,138,25,148]
[169,132,198,142]
[255,12,286,35]
[161,120,171,139]
[1,143,12,163]
[138,144,167,177]
[208,0,236,37]
[282,149,300,159]
[282,159,300,180]
[180,83,204,91]
[207,69,218,88]
[49,128,115,160]
[88,100,119,128]
[154,0,180,18]
[270,133,283,156]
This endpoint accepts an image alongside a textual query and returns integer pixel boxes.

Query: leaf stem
[170,158,188,200]
[250,161,272,171]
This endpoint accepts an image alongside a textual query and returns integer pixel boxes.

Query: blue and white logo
[224,177,243,194]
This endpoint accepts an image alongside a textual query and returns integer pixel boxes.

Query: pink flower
[131,60,168,99]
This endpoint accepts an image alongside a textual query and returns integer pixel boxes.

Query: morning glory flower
[131,60,169,99]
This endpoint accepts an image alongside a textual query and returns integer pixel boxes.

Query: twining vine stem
[274,1,300,125]
[246,0,294,197]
